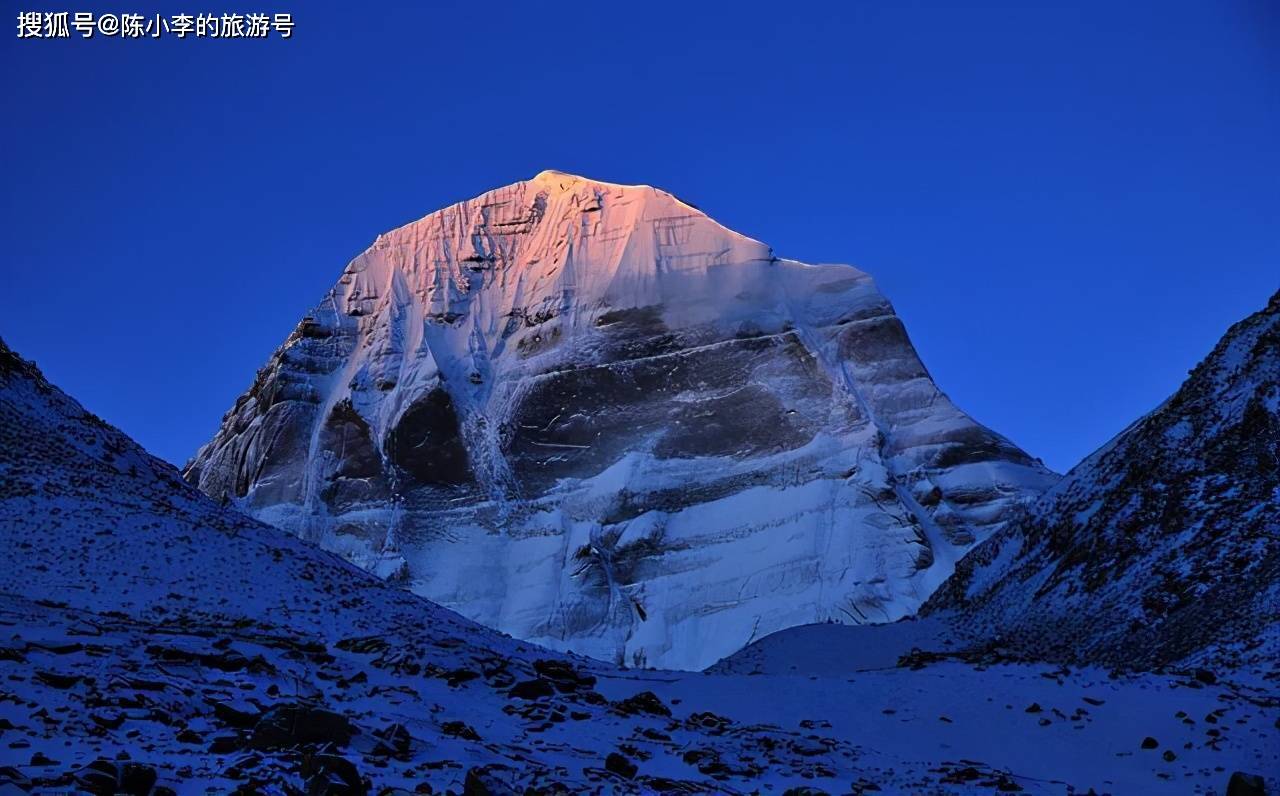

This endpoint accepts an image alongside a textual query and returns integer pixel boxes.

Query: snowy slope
[4,337,1274,794]
[700,621,1279,794]
[185,170,1056,670]
[924,289,1280,670]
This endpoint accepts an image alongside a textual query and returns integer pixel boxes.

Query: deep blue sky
[2,1,1276,472]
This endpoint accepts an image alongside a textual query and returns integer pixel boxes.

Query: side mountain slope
[924,289,1280,671]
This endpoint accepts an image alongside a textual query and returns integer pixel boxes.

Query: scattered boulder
[1193,668,1217,685]
[604,752,637,779]
[532,659,597,693]
[301,752,367,796]
[688,712,732,732]
[72,759,158,796]
[441,720,481,742]
[462,765,518,796]
[613,691,671,718]
[145,643,266,674]
[1227,772,1267,796]
[248,703,357,750]
[1141,737,1159,750]
[440,668,481,687]
[508,678,555,700]
[34,670,80,689]
[211,699,260,729]
[119,764,163,796]
[372,723,413,757]
[89,712,126,730]
[940,766,982,784]
[335,636,389,655]
[73,760,124,794]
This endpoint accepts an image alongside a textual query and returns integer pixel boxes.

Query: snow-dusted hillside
[185,170,1056,670]
[4,337,1274,794]
[0,338,907,792]
[924,289,1280,670]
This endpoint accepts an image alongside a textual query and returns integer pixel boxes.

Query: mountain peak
[529,167,583,183]
[528,168,652,192]
[522,169,703,216]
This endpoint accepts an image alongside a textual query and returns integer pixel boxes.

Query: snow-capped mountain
[924,290,1280,670]
[185,170,1056,670]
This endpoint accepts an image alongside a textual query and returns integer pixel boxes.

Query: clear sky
[2,1,1276,473]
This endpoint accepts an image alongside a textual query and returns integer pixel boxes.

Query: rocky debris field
[0,595,877,793]
[3,590,1276,793]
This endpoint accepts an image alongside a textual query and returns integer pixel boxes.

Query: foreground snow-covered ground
[0,594,869,793]
[4,594,1275,794]
[705,621,1279,794]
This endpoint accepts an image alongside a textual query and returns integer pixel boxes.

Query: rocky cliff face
[185,170,1056,670]
[925,291,1280,670]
